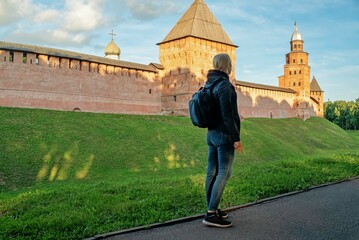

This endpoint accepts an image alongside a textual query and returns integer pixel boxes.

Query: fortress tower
[310,76,324,117]
[278,23,323,119]
[279,23,311,99]
[157,0,237,115]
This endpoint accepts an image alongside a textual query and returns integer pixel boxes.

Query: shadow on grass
[36,142,95,182]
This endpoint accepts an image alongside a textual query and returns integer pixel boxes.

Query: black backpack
[188,78,224,128]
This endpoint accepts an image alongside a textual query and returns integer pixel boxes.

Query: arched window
[301,59,303,63]
[299,70,301,74]
[294,71,296,75]
[294,44,297,49]
[293,82,296,86]
[293,59,296,63]
[289,71,292,75]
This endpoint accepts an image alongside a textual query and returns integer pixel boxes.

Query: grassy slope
[1,107,358,239]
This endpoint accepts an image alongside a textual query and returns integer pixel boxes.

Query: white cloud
[0,0,105,32]
[36,9,61,23]
[0,0,105,49]
[63,0,106,32]
[51,30,87,44]
[7,27,90,48]
[0,0,62,34]
[124,0,178,20]
[0,0,39,25]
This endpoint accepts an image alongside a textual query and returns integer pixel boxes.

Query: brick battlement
[0,47,162,114]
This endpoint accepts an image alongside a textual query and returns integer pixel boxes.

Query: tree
[324,99,359,130]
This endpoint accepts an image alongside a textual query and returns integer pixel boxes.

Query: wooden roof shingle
[310,76,323,92]
[158,0,237,47]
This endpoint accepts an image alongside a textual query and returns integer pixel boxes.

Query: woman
[202,53,242,228]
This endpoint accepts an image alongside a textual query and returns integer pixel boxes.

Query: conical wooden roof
[310,76,323,92]
[158,0,237,47]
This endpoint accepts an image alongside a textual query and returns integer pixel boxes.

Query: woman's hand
[234,141,243,153]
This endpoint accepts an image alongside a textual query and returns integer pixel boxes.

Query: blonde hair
[213,53,232,75]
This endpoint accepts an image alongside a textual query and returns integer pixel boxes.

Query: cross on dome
[109,29,116,40]
[104,30,120,60]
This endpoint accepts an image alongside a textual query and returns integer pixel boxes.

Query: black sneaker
[202,212,232,228]
[217,209,228,219]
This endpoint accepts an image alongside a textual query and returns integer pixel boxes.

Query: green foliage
[1,107,359,239]
[324,99,359,130]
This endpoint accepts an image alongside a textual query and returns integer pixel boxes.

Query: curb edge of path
[86,175,359,240]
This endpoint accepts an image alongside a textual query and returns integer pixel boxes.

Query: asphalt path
[90,178,359,240]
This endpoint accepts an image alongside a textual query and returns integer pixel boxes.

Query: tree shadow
[151,143,197,171]
[36,142,95,182]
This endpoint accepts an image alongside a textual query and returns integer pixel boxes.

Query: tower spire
[291,22,303,41]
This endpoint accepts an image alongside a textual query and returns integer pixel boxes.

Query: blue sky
[1,0,358,101]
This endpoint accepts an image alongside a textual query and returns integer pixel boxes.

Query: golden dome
[104,40,120,57]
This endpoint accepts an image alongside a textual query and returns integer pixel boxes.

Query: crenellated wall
[0,49,162,114]
[237,84,297,119]
[0,42,322,119]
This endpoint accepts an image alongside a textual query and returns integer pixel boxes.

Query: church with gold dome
[104,30,121,60]
[0,0,323,119]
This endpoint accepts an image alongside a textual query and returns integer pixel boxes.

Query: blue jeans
[205,129,235,210]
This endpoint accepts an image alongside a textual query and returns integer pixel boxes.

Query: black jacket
[205,69,241,142]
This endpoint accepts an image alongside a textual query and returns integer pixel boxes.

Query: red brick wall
[0,48,320,119]
[236,85,297,119]
[0,50,162,114]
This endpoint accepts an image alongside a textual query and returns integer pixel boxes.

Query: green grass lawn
[1,107,359,239]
